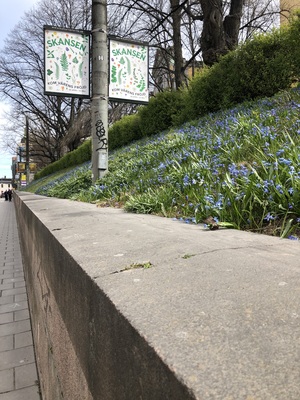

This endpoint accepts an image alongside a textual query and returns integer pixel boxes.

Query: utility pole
[91,0,108,184]
[25,115,30,186]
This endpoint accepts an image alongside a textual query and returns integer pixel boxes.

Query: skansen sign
[109,38,149,104]
[44,26,90,98]
[43,26,149,104]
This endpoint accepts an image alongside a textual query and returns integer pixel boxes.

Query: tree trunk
[170,0,185,89]
[200,0,226,66]
[223,0,244,50]
[200,0,244,66]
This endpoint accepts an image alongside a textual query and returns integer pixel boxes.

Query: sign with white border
[44,26,90,98]
[109,38,149,104]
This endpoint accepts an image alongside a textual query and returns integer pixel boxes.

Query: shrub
[232,29,293,100]
[138,90,185,135]
[34,139,91,180]
[108,113,142,150]
[284,11,300,81]
[180,23,298,121]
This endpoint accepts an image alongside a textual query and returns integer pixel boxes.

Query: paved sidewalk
[0,199,41,400]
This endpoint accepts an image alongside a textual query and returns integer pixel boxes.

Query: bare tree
[0,0,285,168]
[0,0,91,166]
[108,0,282,87]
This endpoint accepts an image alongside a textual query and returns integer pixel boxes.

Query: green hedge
[181,25,296,121]
[138,90,185,135]
[108,113,142,151]
[34,139,91,179]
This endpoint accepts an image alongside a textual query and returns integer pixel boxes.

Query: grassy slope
[26,89,300,239]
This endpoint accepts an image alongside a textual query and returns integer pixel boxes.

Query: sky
[0,0,38,179]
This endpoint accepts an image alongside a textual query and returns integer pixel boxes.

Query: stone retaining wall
[14,191,300,400]
[14,192,196,400]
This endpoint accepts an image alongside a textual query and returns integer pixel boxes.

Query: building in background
[12,139,37,188]
[281,0,300,24]
[0,177,12,197]
[152,47,202,94]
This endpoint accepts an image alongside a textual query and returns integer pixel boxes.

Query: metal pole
[25,116,30,186]
[91,0,108,184]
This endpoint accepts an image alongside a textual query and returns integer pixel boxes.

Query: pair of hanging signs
[44,26,149,104]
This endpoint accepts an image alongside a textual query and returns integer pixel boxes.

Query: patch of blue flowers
[29,90,300,239]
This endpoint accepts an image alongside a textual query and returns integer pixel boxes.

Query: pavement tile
[0,302,28,316]
[15,331,33,349]
[14,281,25,289]
[13,273,24,279]
[0,267,8,273]
[0,320,31,337]
[0,274,14,280]
[0,369,14,393]
[0,296,14,306]
[0,385,40,400]
[0,346,35,371]
[14,294,27,303]
[0,336,13,352]
[3,261,16,267]
[14,310,29,322]
[0,197,40,399]
[0,269,12,274]
[2,278,24,285]
[0,313,14,324]
[1,287,26,297]
[15,363,38,390]
[0,284,14,291]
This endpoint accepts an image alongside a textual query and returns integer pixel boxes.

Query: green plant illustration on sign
[117,68,128,85]
[54,62,60,80]
[47,49,55,59]
[60,53,68,72]
[133,68,145,92]
[79,62,83,79]
[126,57,131,75]
[110,61,146,92]
[137,76,145,92]
[111,65,117,83]
[45,29,89,95]
[110,42,148,100]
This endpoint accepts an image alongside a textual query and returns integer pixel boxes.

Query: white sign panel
[109,38,149,104]
[44,26,90,98]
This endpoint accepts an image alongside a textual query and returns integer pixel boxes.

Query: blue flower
[278,158,292,166]
[276,149,284,156]
[183,175,189,186]
[264,212,275,221]
[288,235,299,240]
[276,184,283,194]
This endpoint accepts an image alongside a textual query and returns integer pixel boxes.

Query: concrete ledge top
[18,192,300,399]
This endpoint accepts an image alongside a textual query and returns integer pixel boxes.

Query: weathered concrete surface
[14,191,300,400]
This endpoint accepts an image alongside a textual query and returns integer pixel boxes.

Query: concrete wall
[14,192,196,400]
[14,192,300,400]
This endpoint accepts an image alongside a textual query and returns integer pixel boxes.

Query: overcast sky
[0,0,38,178]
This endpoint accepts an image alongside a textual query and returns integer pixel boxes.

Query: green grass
[26,88,300,240]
